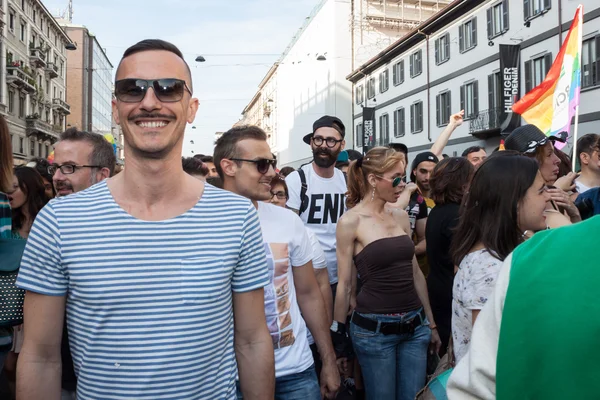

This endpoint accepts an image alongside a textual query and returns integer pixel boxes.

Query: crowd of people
[0,38,598,400]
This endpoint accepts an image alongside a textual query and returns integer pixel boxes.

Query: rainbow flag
[512,5,583,149]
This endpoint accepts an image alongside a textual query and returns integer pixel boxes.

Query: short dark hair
[213,125,268,179]
[279,166,295,177]
[429,157,474,205]
[576,134,600,169]
[197,155,214,163]
[270,175,289,200]
[206,176,223,188]
[59,128,116,176]
[388,143,408,158]
[462,146,485,157]
[451,151,540,264]
[117,39,192,91]
[182,157,209,176]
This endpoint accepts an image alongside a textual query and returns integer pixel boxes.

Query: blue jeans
[350,309,431,400]
[236,364,320,400]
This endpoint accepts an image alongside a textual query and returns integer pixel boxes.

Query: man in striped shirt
[16,39,274,400]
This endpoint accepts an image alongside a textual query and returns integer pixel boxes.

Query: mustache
[55,181,73,191]
[128,112,176,121]
[314,148,333,156]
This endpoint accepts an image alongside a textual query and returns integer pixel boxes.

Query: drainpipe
[557,0,563,46]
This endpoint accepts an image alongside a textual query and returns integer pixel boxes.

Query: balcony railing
[469,108,502,134]
[45,62,59,79]
[6,66,36,93]
[26,116,59,143]
[52,98,71,115]
[29,48,47,69]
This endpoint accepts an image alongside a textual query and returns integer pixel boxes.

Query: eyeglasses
[230,158,277,174]
[270,190,287,200]
[312,136,343,148]
[114,78,192,103]
[48,164,102,175]
[377,175,405,187]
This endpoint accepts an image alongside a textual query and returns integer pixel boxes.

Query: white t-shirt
[305,228,327,346]
[576,179,591,194]
[452,249,503,363]
[286,163,347,284]
[257,202,315,378]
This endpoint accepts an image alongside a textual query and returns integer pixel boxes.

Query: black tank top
[353,235,422,314]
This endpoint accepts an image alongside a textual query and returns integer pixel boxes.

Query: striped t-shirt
[16,181,269,400]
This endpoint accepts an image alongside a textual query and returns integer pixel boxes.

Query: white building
[347,0,600,159]
[241,0,449,168]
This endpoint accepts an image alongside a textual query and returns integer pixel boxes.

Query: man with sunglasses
[215,125,340,400]
[17,39,274,400]
[51,128,116,197]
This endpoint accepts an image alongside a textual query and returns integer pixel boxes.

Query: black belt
[351,308,426,335]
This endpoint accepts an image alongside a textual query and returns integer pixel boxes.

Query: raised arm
[17,292,66,400]
[430,110,464,160]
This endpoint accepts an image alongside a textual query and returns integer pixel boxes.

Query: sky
[43,0,320,156]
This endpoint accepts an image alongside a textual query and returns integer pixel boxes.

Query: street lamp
[65,43,77,51]
[195,56,206,62]
[316,53,327,61]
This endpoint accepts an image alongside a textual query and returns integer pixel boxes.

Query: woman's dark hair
[279,166,295,177]
[270,175,289,200]
[12,166,49,232]
[554,148,572,177]
[451,151,540,265]
[429,157,474,205]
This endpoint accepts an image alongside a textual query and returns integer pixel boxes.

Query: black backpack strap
[299,168,309,215]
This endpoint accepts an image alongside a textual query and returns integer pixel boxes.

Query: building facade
[348,0,600,160]
[3,0,72,164]
[61,24,113,137]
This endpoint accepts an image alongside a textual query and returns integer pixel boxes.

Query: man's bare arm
[315,268,333,323]
[233,288,275,400]
[430,110,464,160]
[17,291,66,400]
[414,218,427,256]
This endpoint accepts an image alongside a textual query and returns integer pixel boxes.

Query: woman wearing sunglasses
[424,157,474,356]
[332,146,441,400]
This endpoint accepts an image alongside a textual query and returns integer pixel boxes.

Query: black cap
[504,124,565,154]
[303,115,346,145]
[410,151,439,182]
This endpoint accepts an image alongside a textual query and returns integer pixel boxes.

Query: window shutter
[435,38,440,64]
[410,104,415,132]
[417,50,422,73]
[472,17,477,47]
[379,74,383,93]
[525,60,532,92]
[446,92,451,123]
[459,24,464,53]
[393,63,397,85]
[400,60,404,83]
[488,74,495,109]
[410,55,414,77]
[543,0,551,12]
[460,85,465,114]
[436,94,441,126]
[595,36,600,84]
[524,0,531,21]
[418,103,423,131]
[502,0,510,32]
[393,110,398,136]
[444,33,450,60]
[473,81,479,115]
[544,52,553,77]
[486,7,493,39]
[400,109,405,136]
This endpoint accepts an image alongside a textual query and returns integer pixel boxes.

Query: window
[18,95,25,119]
[410,101,424,133]
[435,33,450,65]
[60,61,64,77]
[525,53,552,92]
[21,0,25,10]
[38,142,42,157]
[47,25,50,37]
[582,36,600,89]
[436,91,452,127]
[524,0,551,21]
[53,87,56,99]
[379,69,389,93]
[8,90,14,114]
[45,145,49,158]
[46,79,50,94]
[488,72,502,110]
[460,81,479,120]
[393,60,404,86]
[393,108,405,137]
[356,123,363,147]
[459,18,477,53]
[367,77,376,99]
[355,85,364,104]
[410,50,422,77]
[379,114,390,145]
[33,9,36,23]
[20,23,25,42]
[487,0,509,39]
[19,138,24,154]
[30,139,35,156]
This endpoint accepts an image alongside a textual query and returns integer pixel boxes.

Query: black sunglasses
[230,158,277,174]
[114,78,192,103]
